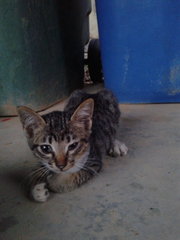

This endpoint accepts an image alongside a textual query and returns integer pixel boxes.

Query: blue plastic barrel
[96,0,180,103]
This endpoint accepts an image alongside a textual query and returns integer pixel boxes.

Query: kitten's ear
[17,106,46,139]
[70,98,94,130]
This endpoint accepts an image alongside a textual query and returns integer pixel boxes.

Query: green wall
[0,0,90,115]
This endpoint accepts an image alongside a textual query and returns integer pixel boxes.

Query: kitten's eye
[68,142,78,151]
[40,145,53,154]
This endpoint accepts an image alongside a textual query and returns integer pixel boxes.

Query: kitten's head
[17,99,94,174]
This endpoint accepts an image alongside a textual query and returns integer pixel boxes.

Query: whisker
[25,167,50,187]
[26,166,46,177]
[75,163,99,176]
[39,169,49,181]
[23,167,45,184]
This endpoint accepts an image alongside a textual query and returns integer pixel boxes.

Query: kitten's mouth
[59,164,73,172]
[56,165,66,171]
[43,161,62,173]
[48,166,61,174]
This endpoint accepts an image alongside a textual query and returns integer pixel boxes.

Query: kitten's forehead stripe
[41,111,70,144]
[72,134,77,139]
[43,136,47,142]
[42,111,69,131]
[61,133,64,141]
[66,135,70,143]
[48,135,52,144]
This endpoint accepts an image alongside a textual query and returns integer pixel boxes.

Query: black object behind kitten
[17,89,128,202]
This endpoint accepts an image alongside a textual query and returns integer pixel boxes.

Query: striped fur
[18,89,127,202]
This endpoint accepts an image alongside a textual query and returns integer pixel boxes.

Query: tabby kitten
[17,89,128,202]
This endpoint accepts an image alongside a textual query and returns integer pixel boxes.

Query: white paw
[31,183,50,202]
[109,140,128,157]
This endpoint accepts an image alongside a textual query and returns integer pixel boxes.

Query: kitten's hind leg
[108,139,128,157]
[31,183,50,202]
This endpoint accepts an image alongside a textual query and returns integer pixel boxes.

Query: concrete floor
[0,102,180,240]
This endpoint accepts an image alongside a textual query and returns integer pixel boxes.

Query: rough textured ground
[0,103,180,240]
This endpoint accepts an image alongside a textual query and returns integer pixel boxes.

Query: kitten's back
[65,89,120,152]
[65,89,120,122]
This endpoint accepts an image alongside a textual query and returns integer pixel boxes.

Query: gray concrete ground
[0,102,180,240]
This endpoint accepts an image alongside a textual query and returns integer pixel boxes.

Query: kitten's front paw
[31,183,50,202]
[108,139,128,157]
